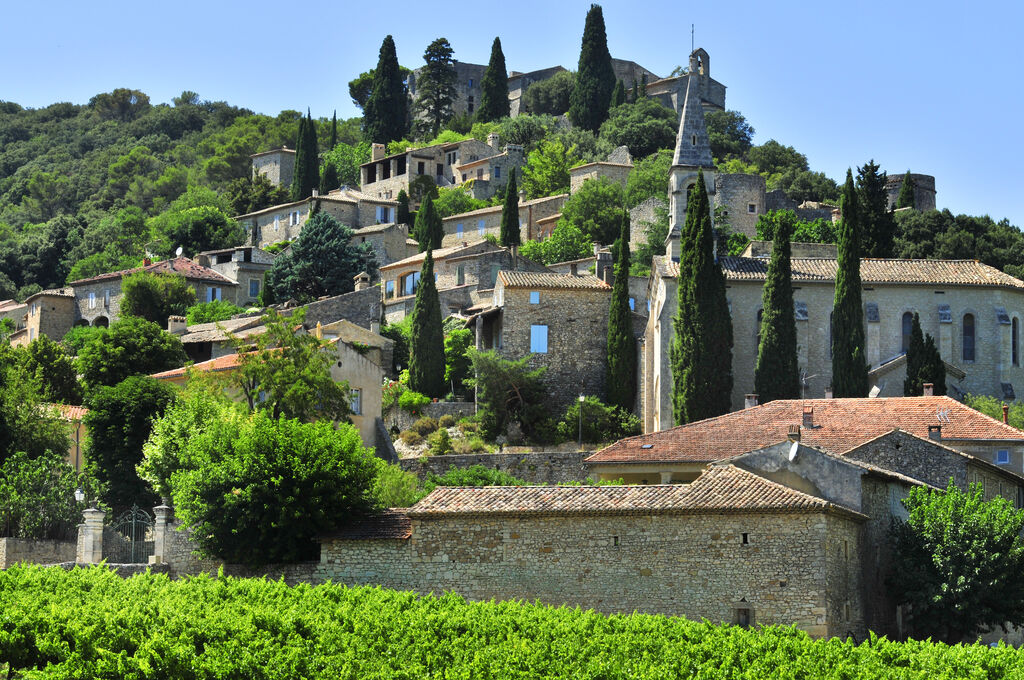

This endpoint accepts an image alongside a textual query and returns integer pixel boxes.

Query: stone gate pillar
[150,504,172,565]
[76,508,105,564]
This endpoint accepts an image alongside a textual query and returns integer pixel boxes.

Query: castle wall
[715,174,766,239]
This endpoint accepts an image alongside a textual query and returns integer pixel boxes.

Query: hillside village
[5,5,1024,656]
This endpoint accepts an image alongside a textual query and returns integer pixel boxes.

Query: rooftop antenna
[175,246,183,257]
[691,24,694,53]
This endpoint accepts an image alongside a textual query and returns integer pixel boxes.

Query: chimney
[487,132,501,150]
[370,321,381,335]
[602,266,613,285]
[312,188,318,197]
[923,382,934,396]
[787,424,801,441]
[353,271,371,291]
[802,406,814,428]
[928,425,942,441]
[744,394,759,409]
[371,143,386,161]
[167,315,187,335]
[570,262,578,276]
[519,189,526,202]
[1003,403,1010,424]
[824,387,833,399]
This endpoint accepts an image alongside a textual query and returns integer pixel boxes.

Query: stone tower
[666,49,717,261]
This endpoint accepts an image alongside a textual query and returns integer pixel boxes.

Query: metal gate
[105,505,154,563]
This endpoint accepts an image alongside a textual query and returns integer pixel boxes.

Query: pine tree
[363,35,408,144]
[478,37,510,122]
[568,4,616,132]
[409,250,445,398]
[396,190,411,226]
[670,170,733,424]
[921,334,947,396]
[318,111,340,194]
[896,170,916,209]
[754,211,800,403]
[610,79,625,108]
[857,159,896,257]
[414,38,458,139]
[499,169,520,246]
[290,112,320,202]
[832,169,869,398]
[606,216,636,411]
[413,195,443,251]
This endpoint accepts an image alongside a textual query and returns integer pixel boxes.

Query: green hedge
[1,565,1020,678]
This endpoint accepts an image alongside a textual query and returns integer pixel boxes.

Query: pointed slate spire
[671,53,714,169]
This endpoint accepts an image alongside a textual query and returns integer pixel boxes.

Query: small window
[88,292,96,309]
[963,313,976,361]
[274,215,280,230]
[741,532,749,545]
[997,450,1010,465]
[612,536,620,547]
[844,603,851,622]
[376,206,391,223]
[289,210,300,226]
[629,297,635,311]
[735,608,751,628]
[529,291,540,304]
[747,203,756,214]
[467,96,474,114]
[350,389,362,415]
[456,265,465,286]
[468,78,474,87]
[206,287,222,303]
[462,174,467,182]
[691,134,697,146]
[417,161,425,175]
[249,279,261,298]
[103,289,111,307]
[477,168,483,180]
[456,223,464,238]
[530,325,548,353]
[494,166,501,179]
[489,264,500,287]
[385,280,395,298]
[844,540,849,560]
[478,219,486,236]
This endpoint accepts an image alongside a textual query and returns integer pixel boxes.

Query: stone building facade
[440,194,567,248]
[454,144,526,200]
[716,174,767,239]
[569,161,633,194]
[195,246,275,306]
[9,288,75,346]
[408,60,487,120]
[508,66,567,116]
[360,138,497,202]
[885,173,937,212]
[250,148,295,188]
[646,48,726,115]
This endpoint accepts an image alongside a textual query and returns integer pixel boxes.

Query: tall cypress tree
[409,250,445,398]
[896,170,915,209]
[670,170,733,424]
[478,37,510,122]
[631,80,639,102]
[610,79,625,108]
[607,216,636,411]
[363,35,408,144]
[857,159,896,258]
[568,4,616,132]
[290,113,320,202]
[396,190,411,225]
[832,169,869,398]
[921,334,947,395]
[640,74,647,96]
[413,195,443,251]
[754,210,800,403]
[499,169,520,246]
[318,111,340,194]
[903,312,926,396]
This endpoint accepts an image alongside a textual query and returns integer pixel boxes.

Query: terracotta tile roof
[25,287,74,301]
[150,353,241,380]
[586,396,1024,465]
[440,194,567,221]
[498,271,610,290]
[321,510,412,540]
[68,258,236,286]
[45,403,89,421]
[380,242,499,271]
[407,465,865,520]
[178,317,266,344]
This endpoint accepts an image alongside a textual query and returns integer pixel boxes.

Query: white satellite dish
[175,246,183,257]
[788,440,799,462]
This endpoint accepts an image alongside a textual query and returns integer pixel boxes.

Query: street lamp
[74,487,85,504]
[578,394,585,448]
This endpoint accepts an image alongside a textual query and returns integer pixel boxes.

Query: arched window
[962,313,975,361]
[1014,318,1020,366]
[901,312,914,353]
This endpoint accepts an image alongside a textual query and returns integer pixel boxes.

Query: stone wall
[0,538,76,568]
[399,451,590,485]
[715,174,766,239]
[569,163,632,194]
[292,285,381,331]
[629,197,667,248]
[318,510,860,638]
[842,430,967,490]
[384,401,477,433]
[440,195,566,248]
[252,150,294,188]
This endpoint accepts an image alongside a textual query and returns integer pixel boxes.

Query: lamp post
[578,394,585,448]
[74,487,85,504]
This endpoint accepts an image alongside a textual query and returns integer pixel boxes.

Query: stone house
[0,299,26,332]
[360,138,497,203]
[453,143,526,200]
[645,48,726,115]
[508,66,567,116]
[9,288,75,346]
[467,270,611,409]
[167,314,267,363]
[569,160,633,194]
[194,246,275,306]
[250,148,295,188]
[47,403,88,472]
[644,255,1024,429]
[378,242,549,323]
[440,193,567,248]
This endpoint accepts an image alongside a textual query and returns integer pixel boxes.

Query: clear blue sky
[3,0,1021,226]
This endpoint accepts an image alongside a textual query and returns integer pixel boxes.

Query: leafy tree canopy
[185,299,246,324]
[0,450,85,540]
[76,316,188,391]
[413,38,458,140]
[15,335,82,405]
[522,71,576,116]
[625,148,672,208]
[120,271,196,327]
[519,221,593,265]
[705,110,755,161]
[598,99,677,160]
[521,139,575,200]
[559,176,627,246]
[755,209,837,244]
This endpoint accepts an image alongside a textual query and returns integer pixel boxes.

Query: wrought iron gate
[105,505,154,563]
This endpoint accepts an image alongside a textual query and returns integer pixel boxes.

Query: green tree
[319,112,341,194]
[522,71,575,115]
[414,38,458,140]
[169,411,378,566]
[408,251,445,398]
[467,349,550,441]
[478,37,510,122]
[606,218,636,411]
[120,271,197,326]
[559,175,626,245]
[670,169,733,424]
[857,159,896,258]
[748,140,808,177]
[896,170,915,209]
[756,209,837,244]
[412,196,443,251]
[350,63,411,111]
[753,211,800,403]
[832,169,869,398]
[704,110,755,161]
[362,36,409,142]
[889,480,1024,644]
[17,335,82,405]
[903,312,926,397]
[0,450,86,540]
[229,309,352,422]
[224,173,290,217]
[76,316,187,391]
[319,141,372,189]
[432,186,488,219]
[0,361,70,466]
[396,190,411,225]
[610,79,625,108]
[263,211,377,303]
[598,99,677,159]
[920,333,947,396]
[148,205,244,257]
[625,148,672,208]
[185,299,246,324]
[521,139,574,199]
[290,111,320,201]
[499,169,521,246]
[519,221,593,265]
[555,396,640,443]
[444,327,473,399]
[85,375,176,512]
[569,4,616,132]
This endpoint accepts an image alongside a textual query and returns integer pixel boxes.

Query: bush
[425,464,526,489]
[60,325,104,356]
[169,412,379,566]
[0,451,84,540]
[428,429,453,456]
[185,299,246,324]
[399,430,424,447]
[438,414,456,428]
[555,396,641,444]
[372,461,427,508]
[410,417,439,436]
[382,380,405,411]
[451,437,488,455]
[458,419,480,435]
[398,390,431,415]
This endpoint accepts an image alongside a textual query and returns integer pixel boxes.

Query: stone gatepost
[150,505,172,565]
[76,508,105,564]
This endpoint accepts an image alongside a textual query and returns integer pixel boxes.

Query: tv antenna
[691,24,694,53]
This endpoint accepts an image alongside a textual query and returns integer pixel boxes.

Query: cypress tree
[631,80,639,102]
[607,216,636,411]
[318,111,340,194]
[478,37,510,122]
[857,159,896,258]
[753,211,800,403]
[363,35,408,144]
[903,312,925,396]
[896,170,915,209]
[409,250,446,398]
[329,110,337,148]
[568,4,616,132]
[499,169,520,246]
[640,73,647,96]
[832,169,869,398]
[413,195,443,251]
[670,170,733,424]
[921,334,947,396]
[610,79,625,108]
[290,113,320,202]
[396,190,411,225]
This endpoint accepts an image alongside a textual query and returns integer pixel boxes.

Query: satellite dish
[788,440,799,462]
[175,246,183,257]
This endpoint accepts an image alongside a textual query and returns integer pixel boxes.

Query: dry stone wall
[0,538,76,568]
[399,451,590,485]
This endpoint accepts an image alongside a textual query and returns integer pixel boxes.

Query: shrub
[457,419,480,435]
[382,380,405,410]
[425,464,526,490]
[399,430,424,447]
[555,396,641,444]
[438,414,456,428]
[398,390,431,415]
[410,417,439,436]
[451,437,488,455]
[0,451,85,540]
[185,299,246,324]
[428,429,453,456]
[372,461,427,508]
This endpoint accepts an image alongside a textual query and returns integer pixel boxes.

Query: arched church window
[962,313,975,361]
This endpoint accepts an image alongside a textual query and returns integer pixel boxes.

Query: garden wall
[0,538,76,568]
[399,451,591,485]
[384,401,476,432]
